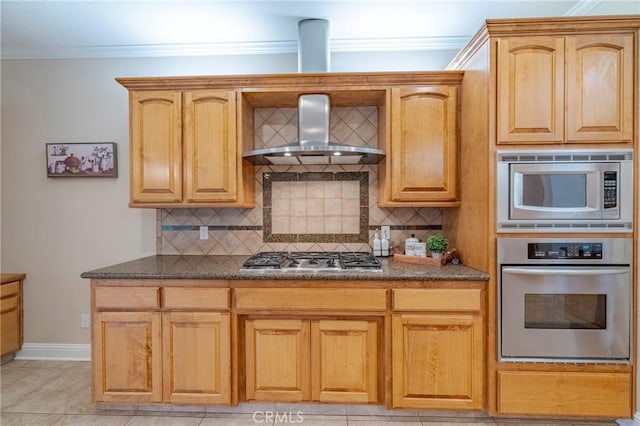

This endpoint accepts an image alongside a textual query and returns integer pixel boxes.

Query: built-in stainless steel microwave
[497,149,633,232]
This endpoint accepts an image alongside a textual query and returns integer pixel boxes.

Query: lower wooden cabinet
[311,320,378,403]
[88,278,636,418]
[245,318,379,403]
[92,284,232,405]
[245,319,310,402]
[1,274,25,360]
[497,370,632,418]
[163,312,231,404]
[392,288,484,410]
[392,313,483,410]
[93,311,163,403]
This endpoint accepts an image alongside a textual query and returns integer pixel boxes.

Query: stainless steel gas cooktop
[240,251,383,273]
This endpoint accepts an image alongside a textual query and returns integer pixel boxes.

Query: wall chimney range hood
[242,19,386,166]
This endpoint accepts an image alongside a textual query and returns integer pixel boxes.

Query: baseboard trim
[15,343,91,361]
[616,415,640,425]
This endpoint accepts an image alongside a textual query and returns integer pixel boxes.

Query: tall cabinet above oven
[444,15,639,419]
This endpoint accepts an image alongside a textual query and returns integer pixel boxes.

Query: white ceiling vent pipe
[242,18,385,165]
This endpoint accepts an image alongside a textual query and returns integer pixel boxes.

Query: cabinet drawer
[497,370,631,417]
[94,287,160,309]
[236,288,386,311]
[0,295,18,312]
[163,287,229,310]
[0,282,19,298]
[393,288,481,312]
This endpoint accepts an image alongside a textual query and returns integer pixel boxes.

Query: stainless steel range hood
[242,19,385,166]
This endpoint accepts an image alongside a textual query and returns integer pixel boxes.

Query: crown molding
[1,36,469,60]
[564,0,603,16]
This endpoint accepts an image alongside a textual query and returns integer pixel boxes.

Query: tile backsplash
[271,180,361,235]
[158,106,442,255]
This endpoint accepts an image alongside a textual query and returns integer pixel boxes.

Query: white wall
[0,50,455,347]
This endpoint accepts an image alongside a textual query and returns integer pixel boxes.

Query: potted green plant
[426,235,448,259]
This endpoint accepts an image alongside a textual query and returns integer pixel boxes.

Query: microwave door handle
[502,267,629,276]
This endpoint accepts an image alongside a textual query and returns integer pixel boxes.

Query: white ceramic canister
[414,241,427,257]
[404,234,419,256]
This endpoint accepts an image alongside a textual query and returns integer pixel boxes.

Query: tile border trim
[263,171,369,243]
[161,225,263,231]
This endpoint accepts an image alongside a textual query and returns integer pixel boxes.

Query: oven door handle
[502,267,629,276]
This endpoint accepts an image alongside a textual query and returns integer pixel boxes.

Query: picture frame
[46,143,118,178]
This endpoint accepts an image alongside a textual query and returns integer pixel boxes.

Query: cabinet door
[245,319,310,401]
[93,312,162,403]
[392,314,483,410]
[497,37,565,144]
[388,86,458,203]
[163,312,231,404]
[130,90,182,204]
[310,320,378,403]
[566,34,634,144]
[183,90,239,203]
[0,285,20,356]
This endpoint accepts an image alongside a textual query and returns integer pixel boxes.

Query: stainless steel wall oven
[498,238,632,363]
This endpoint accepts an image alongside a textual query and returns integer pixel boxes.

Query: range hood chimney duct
[242,19,385,165]
[297,19,330,73]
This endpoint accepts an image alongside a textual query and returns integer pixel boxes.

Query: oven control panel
[527,242,603,259]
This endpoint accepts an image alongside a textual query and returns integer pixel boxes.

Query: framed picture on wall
[46,142,118,178]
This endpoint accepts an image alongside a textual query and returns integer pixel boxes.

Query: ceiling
[1,0,639,60]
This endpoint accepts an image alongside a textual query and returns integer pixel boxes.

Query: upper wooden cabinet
[130,90,182,204]
[497,37,564,144]
[183,91,239,203]
[119,72,463,209]
[379,85,460,207]
[497,33,634,145]
[127,88,253,208]
[566,34,634,143]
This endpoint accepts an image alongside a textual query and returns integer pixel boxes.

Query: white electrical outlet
[199,226,208,240]
[80,314,90,328]
[381,225,391,240]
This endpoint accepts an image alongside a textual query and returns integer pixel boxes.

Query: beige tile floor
[0,360,622,426]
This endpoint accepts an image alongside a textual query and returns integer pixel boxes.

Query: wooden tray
[393,253,444,266]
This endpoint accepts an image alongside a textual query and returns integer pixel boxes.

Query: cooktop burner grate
[340,252,383,269]
[240,251,382,272]
[240,252,287,269]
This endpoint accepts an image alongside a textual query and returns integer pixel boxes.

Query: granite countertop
[81,255,489,281]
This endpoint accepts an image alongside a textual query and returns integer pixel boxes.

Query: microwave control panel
[527,242,603,259]
[603,171,618,209]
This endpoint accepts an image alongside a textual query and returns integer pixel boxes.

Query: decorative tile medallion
[263,172,368,243]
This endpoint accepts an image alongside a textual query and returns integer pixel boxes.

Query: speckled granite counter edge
[80,255,489,282]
